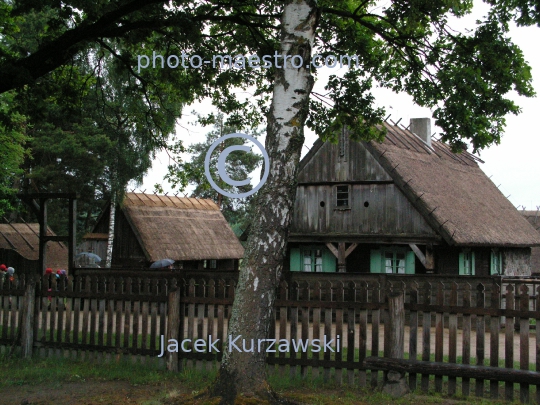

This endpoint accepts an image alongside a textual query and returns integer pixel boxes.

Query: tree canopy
[1,1,537,151]
[162,113,262,232]
[1,0,539,403]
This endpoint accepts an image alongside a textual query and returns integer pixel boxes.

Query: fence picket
[217,279,226,361]
[475,283,486,397]
[276,280,288,376]
[300,281,309,379]
[462,283,472,397]
[370,281,381,388]
[435,282,444,393]
[311,281,320,379]
[490,283,501,399]
[196,279,205,371]
[505,284,515,401]
[124,277,133,350]
[347,281,356,386]
[446,282,458,395]
[421,282,432,393]
[519,284,530,403]
[323,281,332,383]
[186,279,195,369]
[409,281,419,391]
[207,279,216,371]
[335,281,344,385]
[289,281,299,379]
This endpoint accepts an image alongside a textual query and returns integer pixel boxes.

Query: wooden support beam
[365,357,540,385]
[409,243,426,265]
[338,242,346,273]
[344,243,358,258]
[425,245,434,269]
[409,244,434,270]
[326,242,338,258]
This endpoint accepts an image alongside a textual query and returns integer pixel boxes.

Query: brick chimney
[410,118,431,147]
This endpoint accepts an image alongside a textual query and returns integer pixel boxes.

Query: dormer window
[336,185,349,208]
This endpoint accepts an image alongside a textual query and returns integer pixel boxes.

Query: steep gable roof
[297,121,540,247]
[364,122,540,247]
[118,193,244,261]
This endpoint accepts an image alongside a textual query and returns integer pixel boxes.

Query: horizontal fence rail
[0,273,539,403]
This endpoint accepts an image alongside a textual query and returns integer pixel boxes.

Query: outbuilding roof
[0,223,68,269]
[118,193,244,261]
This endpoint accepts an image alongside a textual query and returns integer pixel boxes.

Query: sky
[138,2,540,211]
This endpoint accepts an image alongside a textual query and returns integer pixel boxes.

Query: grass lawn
[0,354,529,405]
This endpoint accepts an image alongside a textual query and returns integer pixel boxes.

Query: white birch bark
[105,194,116,268]
[210,1,319,402]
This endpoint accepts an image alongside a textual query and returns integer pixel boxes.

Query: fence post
[21,274,37,358]
[166,281,181,372]
[382,291,410,397]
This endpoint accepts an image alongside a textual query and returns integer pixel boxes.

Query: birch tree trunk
[105,192,116,268]
[210,1,318,403]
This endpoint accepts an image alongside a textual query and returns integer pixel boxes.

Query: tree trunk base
[163,383,305,405]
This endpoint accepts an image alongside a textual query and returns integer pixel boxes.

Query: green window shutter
[290,248,301,272]
[405,251,415,274]
[471,251,475,276]
[458,252,465,275]
[370,250,382,273]
[490,250,501,275]
[322,249,336,273]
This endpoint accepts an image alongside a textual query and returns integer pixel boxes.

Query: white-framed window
[290,246,336,273]
[491,248,503,275]
[384,250,407,274]
[370,247,415,274]
[335,185,350,208]
[459,250,475,275]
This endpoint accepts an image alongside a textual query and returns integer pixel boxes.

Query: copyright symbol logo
[204,133,269,199]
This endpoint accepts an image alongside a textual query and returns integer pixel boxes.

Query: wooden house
[287,118,540,276]
[521,210,540,274]
[0,223,68,273]
[90,193,244,270]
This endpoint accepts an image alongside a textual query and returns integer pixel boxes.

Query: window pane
[336,185,349,206]
[303,250,312,272]
[384,252,393,273]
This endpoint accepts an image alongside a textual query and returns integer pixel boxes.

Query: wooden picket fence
[0,273,539,403]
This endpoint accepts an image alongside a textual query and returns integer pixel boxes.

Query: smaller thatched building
[90,193,244,270]
[0,223,68,273]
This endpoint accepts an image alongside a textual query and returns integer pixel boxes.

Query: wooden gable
[290,136,438,243]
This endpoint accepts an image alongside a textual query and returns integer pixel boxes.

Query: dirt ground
[0,380,178,405]
[0,380,491,405]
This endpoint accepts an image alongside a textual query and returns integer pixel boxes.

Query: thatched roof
[0,223,68,269]
[119,193,244,261]
[362,123,540,247]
